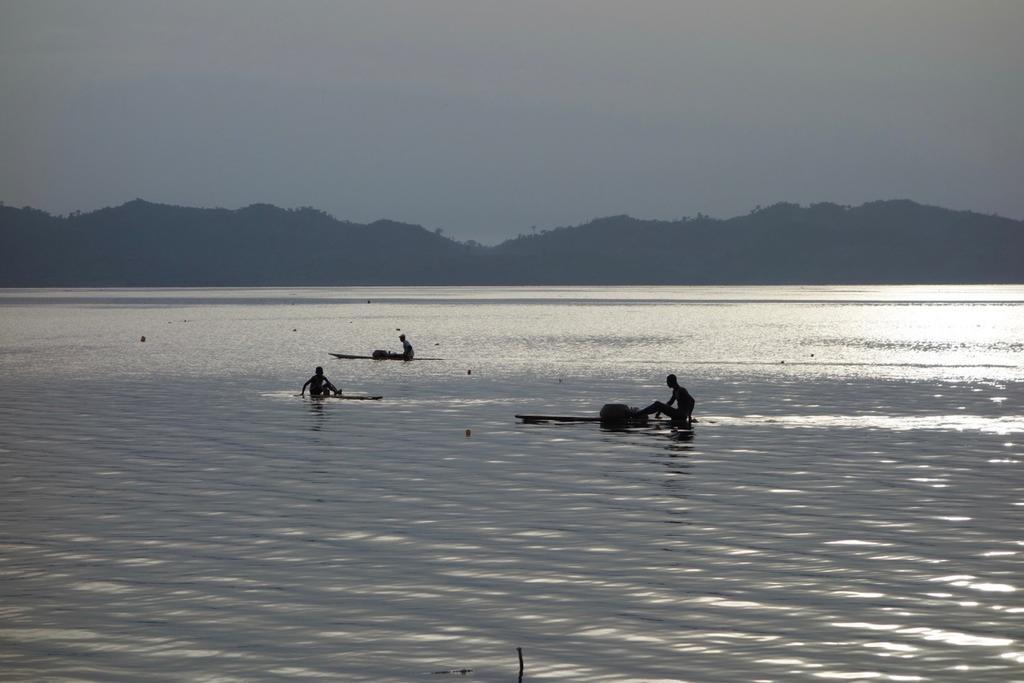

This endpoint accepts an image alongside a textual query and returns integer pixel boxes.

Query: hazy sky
[2,1,1022,243]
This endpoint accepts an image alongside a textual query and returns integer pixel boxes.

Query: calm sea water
[1,286,1021,682]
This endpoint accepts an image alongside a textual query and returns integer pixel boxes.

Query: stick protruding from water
[517,646,524,679]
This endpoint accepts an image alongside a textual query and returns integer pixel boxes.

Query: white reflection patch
[931,574,975,583]
[833,591,886,599]
[813,671,881,679]
[576,627,619,637]
[865,641,917,652]
[827,540,892,546]
[513,530,566,538]
[71,581,136,594]
[718,413,1024,434]
[969,582,1015,592]
[757,657,814,666]
[897,627,1013,647]
[833,622,902,631]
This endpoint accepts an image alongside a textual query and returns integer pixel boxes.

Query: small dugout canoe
[516,403,695,430]
[329,351,443,361]
[515,414,690,427]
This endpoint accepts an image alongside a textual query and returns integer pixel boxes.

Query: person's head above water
[666,374,678,387]
[399,334,406,341]
[315,366,324,375]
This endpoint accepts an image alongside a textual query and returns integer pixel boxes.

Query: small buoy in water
[465,429,471,437]
[467,369,472,375]
[367,300,371,303]
[292,328,297,332]
[140,335,146,342]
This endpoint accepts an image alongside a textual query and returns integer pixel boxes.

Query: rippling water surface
[1,286,1021,681]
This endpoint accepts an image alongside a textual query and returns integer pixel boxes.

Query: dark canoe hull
[310,394,383,400]
[329,352,443,361]
[516,414,692,429]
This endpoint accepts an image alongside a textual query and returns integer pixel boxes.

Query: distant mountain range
[1,199,1021,285]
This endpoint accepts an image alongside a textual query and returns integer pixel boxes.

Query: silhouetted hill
[1,199,1021,285]
[486,201,1024,284]
[0,200,483,286]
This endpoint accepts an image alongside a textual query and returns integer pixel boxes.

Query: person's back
[672,383,695,417]
[302,366,338,397]
[399,333,414,360]
[637,373,694,426]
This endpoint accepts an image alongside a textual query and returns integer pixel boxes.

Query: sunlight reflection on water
[0,286,1022,681]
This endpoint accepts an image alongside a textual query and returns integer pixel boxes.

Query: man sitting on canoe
[301,366,339,397]
[399,333,414,360]
[636,374,694,426]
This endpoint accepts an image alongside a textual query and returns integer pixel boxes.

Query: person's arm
[301,377,312,396]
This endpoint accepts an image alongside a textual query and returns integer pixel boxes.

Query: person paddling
[301,366,339,397]
[636,374,694,426]
[399,333,414,360]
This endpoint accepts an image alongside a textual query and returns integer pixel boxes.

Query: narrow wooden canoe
[329,352,443,361]
[309,394,383,400]
[515,414,692,427]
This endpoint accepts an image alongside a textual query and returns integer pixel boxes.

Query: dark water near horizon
[1,286,1021,681]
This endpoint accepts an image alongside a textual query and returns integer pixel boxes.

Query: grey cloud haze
[2,0,1022,242]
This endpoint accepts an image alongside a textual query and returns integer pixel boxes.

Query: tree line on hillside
[0,199,1021,285]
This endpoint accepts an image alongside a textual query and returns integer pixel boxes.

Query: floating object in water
[465,429,471,437]
[307,394,383,400]
[140,336,146,342]
[599,403,632,421]
[517,404,694,429]
[329,351,443,361]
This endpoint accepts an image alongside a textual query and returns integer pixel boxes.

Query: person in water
[301,366,339,397]
[399,333,414,360]
[637,374,694,426]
